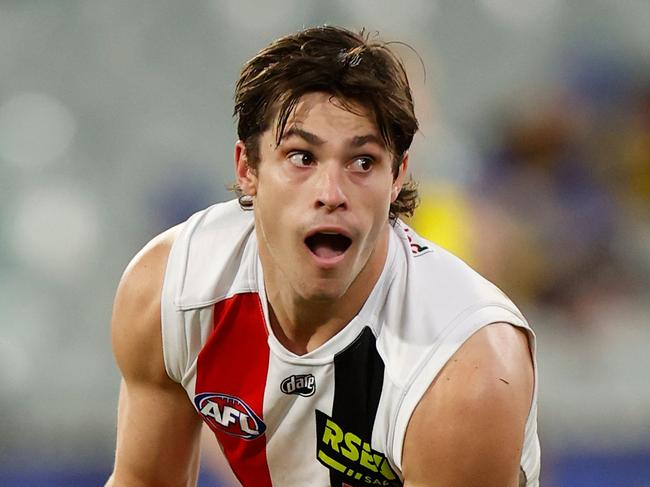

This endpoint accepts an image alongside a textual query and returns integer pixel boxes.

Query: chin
[297,280,348,303]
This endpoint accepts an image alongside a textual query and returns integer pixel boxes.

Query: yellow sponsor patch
[315,410,402,486]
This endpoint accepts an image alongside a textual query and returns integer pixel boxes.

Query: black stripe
[330,326,385,486]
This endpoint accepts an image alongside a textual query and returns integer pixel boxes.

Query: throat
[267,302,350,355]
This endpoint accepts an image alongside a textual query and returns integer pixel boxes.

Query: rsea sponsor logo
[315,410,402,486]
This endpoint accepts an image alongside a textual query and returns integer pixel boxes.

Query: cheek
[358,189,391,240]
[256,162,301,203]
[255,186,300,249]
[364,177,393,216]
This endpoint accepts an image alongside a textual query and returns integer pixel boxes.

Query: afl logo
[280,374,316,397]
[194,392,266,440]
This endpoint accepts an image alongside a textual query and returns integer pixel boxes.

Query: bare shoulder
[111,224,184,384]
[402,323,534,487]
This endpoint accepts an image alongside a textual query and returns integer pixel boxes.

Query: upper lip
[304,226,353,241]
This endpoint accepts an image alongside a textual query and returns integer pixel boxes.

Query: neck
[262,226,390,355]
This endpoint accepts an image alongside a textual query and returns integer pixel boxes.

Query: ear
[234,140,258,196]
[391,152,409,202]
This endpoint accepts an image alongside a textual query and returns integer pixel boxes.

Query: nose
[315,162,347,211]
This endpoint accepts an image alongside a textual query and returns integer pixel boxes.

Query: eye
[288,151,314,167]
[348,157,374,173]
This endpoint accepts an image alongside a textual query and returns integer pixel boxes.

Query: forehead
[275,92,380,141]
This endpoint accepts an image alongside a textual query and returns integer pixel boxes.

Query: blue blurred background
[1,1,649,486]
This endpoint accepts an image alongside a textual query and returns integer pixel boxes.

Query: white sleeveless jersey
[161,199,540,487]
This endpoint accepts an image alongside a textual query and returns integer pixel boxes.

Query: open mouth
[304,232,352,260]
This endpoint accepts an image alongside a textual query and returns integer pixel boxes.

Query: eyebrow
[350,134,384,147]
[281,126,384,148]
[281,127,325,146]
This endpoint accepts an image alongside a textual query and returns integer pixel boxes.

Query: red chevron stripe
[195,293,272,487]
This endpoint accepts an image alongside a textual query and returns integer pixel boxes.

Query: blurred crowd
[412,53,650,329]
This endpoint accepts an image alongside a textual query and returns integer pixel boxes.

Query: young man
[107,26,540,487]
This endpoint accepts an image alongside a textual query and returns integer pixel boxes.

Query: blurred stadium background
[1,1,649,485]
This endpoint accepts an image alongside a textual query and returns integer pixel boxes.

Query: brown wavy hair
[231,26,419,220]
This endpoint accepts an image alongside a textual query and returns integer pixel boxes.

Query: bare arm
[106,226,203,487]
[402,323,534,487]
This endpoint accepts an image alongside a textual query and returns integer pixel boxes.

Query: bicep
[111,378,202,487]
[401,323,533,487]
